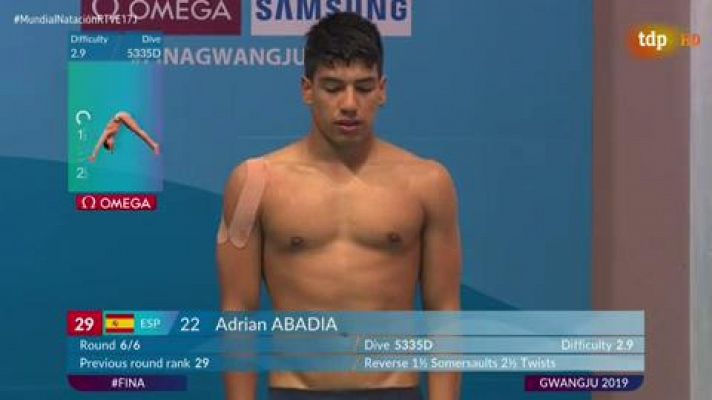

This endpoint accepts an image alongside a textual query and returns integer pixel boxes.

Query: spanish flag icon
[105,313,135,334]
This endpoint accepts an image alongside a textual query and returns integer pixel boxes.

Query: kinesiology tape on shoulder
[217,158,268,248]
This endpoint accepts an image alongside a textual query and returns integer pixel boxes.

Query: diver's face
[302,62,386,146]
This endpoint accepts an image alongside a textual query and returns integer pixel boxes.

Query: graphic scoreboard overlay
[66,311,645,392]
[67,32,163,193]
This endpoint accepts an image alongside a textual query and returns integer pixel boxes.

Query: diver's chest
[261,175,424,248]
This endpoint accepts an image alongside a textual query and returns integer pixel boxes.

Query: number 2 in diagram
[76,167,88,179]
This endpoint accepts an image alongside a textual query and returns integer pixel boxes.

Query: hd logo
[252,0,412,36]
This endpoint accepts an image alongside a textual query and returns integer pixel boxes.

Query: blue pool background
[0,0,591,398]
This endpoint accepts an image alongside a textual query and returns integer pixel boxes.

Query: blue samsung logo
[255,0,409,22]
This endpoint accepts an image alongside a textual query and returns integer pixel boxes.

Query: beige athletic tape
[217,158,268,248]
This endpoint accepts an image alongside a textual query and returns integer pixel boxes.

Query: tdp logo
[637,30,668,51]
[629,24,701,59]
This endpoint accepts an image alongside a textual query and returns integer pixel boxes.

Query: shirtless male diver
[217,12,462,400]
[88,111,160,162]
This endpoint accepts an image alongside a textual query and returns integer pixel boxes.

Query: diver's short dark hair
[103,141,111,150]
[304,12,384,79]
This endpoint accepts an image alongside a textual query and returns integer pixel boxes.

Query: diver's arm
[88,129,111,162]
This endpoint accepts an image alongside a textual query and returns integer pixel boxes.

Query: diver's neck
[304,129,376,170]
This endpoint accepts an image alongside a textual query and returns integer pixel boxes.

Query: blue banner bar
[67,311,645,373]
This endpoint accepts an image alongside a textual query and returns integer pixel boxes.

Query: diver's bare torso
[260,140,431,389]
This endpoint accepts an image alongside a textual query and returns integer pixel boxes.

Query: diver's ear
[302,76,314,105]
